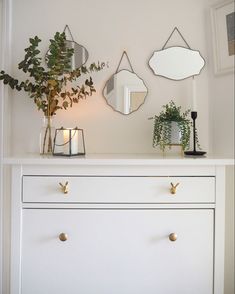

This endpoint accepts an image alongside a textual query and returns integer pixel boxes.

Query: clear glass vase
[40,116,55,155]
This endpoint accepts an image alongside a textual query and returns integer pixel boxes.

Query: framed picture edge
[210,0,235,75]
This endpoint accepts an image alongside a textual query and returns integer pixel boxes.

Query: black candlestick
[184,111,206,156]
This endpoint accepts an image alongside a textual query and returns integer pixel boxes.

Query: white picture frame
[211,0,235,75]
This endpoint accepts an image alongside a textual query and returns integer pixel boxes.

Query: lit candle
[63,129,79,155]
[192,76,197,111]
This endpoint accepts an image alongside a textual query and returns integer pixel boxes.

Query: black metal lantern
[53,127,86,156]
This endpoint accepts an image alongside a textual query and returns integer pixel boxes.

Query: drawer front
[22,176,215,203]
[22,209,214,294]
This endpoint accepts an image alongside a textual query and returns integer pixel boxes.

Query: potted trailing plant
[150,100,193,151]
[0,32,105,154]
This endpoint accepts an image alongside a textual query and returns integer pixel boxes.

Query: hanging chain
[115,51,135,73]
[63,25,75,42]
[162,27,191,49]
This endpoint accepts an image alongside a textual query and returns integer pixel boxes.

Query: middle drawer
[22,176,215,203]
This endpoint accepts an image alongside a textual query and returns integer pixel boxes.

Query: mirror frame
[103,69,148,115]
[63,39,89,69]
[148,45,206,81]
[45,39,89,71]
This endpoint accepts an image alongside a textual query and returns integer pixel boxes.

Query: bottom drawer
[22,209,214,294]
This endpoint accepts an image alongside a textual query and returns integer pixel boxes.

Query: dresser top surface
[2,154,234,166]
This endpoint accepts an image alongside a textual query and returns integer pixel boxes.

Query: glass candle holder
[53,127,86,156]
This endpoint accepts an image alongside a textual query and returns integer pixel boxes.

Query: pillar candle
[192,77,197,111]
[63,129,79,155]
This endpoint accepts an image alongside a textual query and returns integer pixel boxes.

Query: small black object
[184,111,206,156]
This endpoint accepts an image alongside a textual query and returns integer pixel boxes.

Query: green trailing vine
[150,100,200,151]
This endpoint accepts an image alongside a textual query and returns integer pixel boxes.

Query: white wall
[7,0,212,156]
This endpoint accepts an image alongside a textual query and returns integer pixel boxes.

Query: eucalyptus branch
[0,31,106,117]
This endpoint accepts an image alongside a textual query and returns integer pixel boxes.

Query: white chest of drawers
[6,156,233,294]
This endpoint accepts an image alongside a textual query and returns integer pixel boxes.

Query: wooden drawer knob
[59,233,68,242]
[170,182,179,194]
[59,181,69,194]
[169,233,177,241]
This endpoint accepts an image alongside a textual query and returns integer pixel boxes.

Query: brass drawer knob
[170,182,179,194]
[59,233,68,242]
[59,181,69,194]
[169,233,177,242]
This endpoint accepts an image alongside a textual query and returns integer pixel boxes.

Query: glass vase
[40,116,55,155]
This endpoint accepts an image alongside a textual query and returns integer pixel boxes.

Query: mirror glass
[103,70,148,115]
[45,40,88,70]
[65,40,88,70]
[149,46,205,80]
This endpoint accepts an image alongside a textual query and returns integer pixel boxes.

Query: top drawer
[22,176,215,203]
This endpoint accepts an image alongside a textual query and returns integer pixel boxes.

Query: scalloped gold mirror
[103,69,148,115]
[149,27,205,80]
[64,39,88,70]
[45,25,89,70]
[103,52,148,115]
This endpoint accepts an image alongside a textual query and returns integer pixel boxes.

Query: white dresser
[5,155,233,294]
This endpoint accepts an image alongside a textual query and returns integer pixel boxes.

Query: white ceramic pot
[170,121,182,144]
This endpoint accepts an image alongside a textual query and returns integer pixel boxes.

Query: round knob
[59,233,68,242]
[169,233,177,241]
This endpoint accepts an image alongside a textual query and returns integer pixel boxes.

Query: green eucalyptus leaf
[62,101,69,109]
[0,30,105,116]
